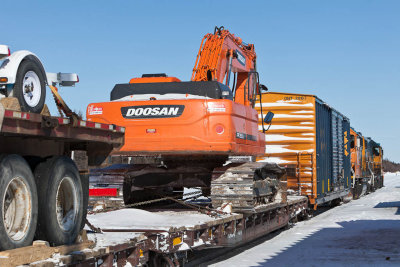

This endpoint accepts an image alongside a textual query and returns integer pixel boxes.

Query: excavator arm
[191,26,258,106]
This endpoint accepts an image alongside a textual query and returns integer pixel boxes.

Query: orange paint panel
[350,128,363,178]
[87,99,264,156]
[129,77,181,84]
[255,92,318,202]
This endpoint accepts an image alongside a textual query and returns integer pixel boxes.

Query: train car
[366,137,384,190]
[255,92,351,208]
[349,129,384,198]
[350,128,368,198]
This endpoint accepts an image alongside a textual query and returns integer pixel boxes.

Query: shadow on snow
[374,201,400,215]
[250,220,400,267]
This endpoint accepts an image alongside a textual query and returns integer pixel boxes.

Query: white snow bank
[87,209,219,231]
[86,208,230,249]
[257,157,291,164]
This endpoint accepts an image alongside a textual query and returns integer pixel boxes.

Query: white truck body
[0,44,79,114]
[0,44,78,88]
[0,50,41,84]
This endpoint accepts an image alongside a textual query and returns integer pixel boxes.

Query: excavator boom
[192,26,258,108]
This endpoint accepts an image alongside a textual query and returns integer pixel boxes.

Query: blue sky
[3,0,400,161]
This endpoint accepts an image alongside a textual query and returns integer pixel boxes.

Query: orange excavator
[87,27,284,212]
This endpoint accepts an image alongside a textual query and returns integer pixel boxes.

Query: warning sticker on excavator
[88,105,103,115]
[236,49,246,66]
[207,103,226,112]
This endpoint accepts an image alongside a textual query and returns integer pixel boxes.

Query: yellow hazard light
[0,77,8,83]
[173,237,182,246]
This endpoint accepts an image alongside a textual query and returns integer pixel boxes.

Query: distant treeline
[383,159,400,173]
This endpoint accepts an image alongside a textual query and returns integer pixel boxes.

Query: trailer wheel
[0,154,38,250]
[35,156,83,246]
[12,59,46,113]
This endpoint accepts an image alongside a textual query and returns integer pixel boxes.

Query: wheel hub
[56,177,78,232]
[2,177,32,241]
[22,71,41,107]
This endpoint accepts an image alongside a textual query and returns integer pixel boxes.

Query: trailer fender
[0,50,47,85]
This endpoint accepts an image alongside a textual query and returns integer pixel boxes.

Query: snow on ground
[88,209,220,231]
[86,208,227,248]
[210,173,400,267]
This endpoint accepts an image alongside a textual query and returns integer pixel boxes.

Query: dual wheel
[0,155,84,250]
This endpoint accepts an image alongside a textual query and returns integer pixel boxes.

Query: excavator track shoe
[210,162,287,213]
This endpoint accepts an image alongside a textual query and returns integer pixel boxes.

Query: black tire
[13,59,46,113]
[0,154,38,250]
[35,156,83,246]
[80,173,89,230]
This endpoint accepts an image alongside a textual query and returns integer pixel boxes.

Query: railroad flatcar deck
[4,195,307,266]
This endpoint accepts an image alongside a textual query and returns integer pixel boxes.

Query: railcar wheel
[0,154,38,250]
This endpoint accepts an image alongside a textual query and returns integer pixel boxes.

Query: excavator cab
[111,78,233,102]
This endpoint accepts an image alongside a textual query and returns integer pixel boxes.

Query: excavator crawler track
[210,162,287,213]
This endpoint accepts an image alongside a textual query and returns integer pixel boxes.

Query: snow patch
[265,145,314,154]
[255,102,313,108]
[257,157,291,164]
[259,125,313,131]
[265,134,313,142]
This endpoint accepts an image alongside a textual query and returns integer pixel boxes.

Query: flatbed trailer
[1,195,307,266]
[0,104,125,253]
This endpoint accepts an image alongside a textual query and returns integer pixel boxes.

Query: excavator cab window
[246,72,258,106]
[207,70,213,81]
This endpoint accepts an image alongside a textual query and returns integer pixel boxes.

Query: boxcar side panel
[315,100,332,198]
[255,92,317,202]
[315,100,351,204]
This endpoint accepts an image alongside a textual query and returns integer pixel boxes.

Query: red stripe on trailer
[86,121,95,128]
[4,110,30,120]
[117,126,125,132]
[58,117,70,124]
[2,108,124,133]
[89,188,118,197]
[4,110,13,117]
